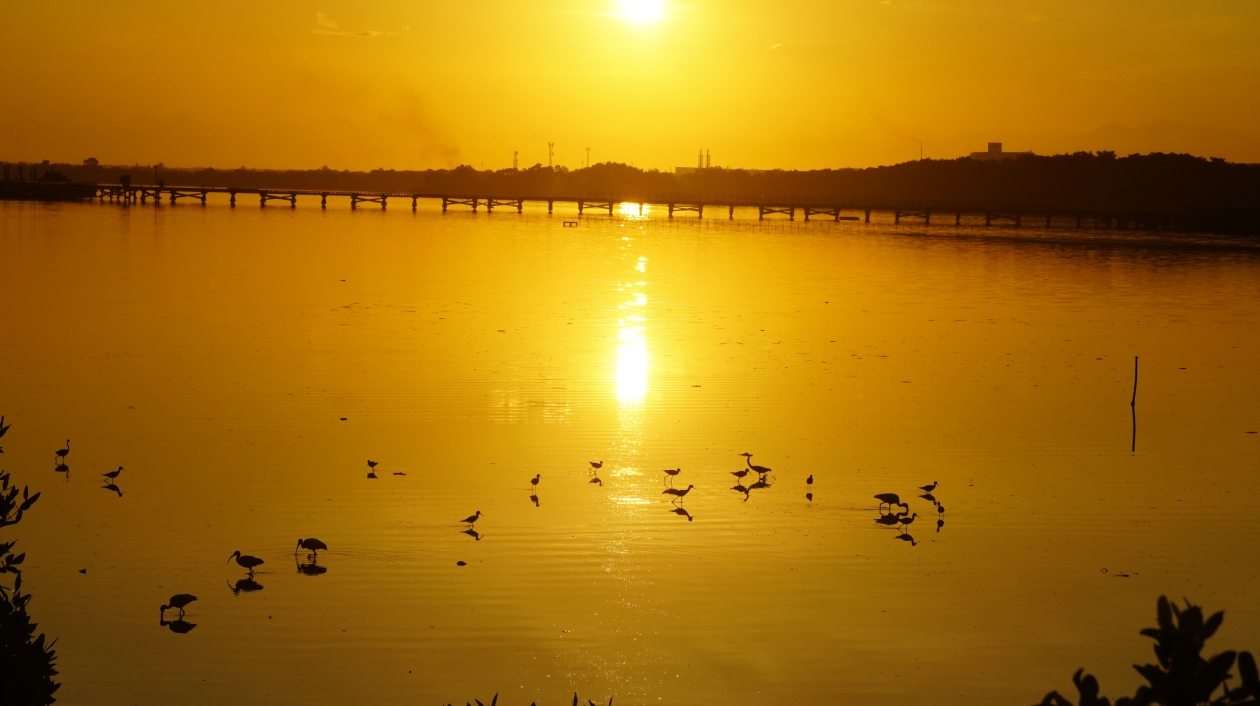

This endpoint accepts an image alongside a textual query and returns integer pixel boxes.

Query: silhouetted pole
[1131,356,1139,407]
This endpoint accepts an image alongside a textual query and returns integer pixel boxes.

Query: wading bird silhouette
[874,493,909,514]
[663,484,695,500]
[530,474,541,491]
[897,513,920,528]
[460,510,482,527]
[160,594,197,618]
[102,466,123,481]
[296,538,327,558]
[663,468,681,486]
[730,469,750,482]
[228,551,265,575]
[55,440,70,464]
[588,461,603,470]
[919,481,938,493]
[738,452,772,477]
[367,460,378,479]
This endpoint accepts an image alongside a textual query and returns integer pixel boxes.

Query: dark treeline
[12,151,1260,210]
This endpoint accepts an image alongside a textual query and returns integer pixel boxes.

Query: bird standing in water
[731,469,750,481]
[530,474,541,491]
[296,538,327,558]
[160,594,198,618]
[663,484,695,499]
[663,468,681,486]
[806,474,813,489]
[367,460,378,479]
[738,453,771,478]
[919,481,938,493]
[228,551,265,575]
[588,461,603,470]
[897,513,920,528]
[874,493,909,514]
[55,440,70,464]
[460,510,482,527]
[103,466,123,481]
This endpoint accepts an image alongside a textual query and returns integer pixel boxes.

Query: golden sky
[3,0,1259,170]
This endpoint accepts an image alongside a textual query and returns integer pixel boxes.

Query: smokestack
[706,150,711,169]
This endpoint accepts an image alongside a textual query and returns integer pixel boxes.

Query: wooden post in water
[1131,356,1139,407]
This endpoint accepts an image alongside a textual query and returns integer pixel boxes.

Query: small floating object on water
[393,472,406,476]
[339,417,347,421]
[456,561,467,566]
[78,569,86,574]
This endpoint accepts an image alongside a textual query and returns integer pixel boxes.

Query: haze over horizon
[3,1,1259,171]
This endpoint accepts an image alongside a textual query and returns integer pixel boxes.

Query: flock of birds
[873,481,947,546]
[6,416,949,636]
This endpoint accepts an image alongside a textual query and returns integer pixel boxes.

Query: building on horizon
[969,142,1033,161]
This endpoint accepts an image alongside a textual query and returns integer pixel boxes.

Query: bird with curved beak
[738,452,771,477]
[228,551,265,575]
[296,538,327,558]
[160,593,197,618]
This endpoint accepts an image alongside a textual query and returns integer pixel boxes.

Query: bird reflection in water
[54,462,69,480]
[937,504,945,533]
[670,506,694,521]
[101,482,123,497]
[875,512,904,527]
[296,556,328,576]
[589,476,603,487]
[806,474,813,501]
[159,617,197,633]
[227,577,264,595]
[529,491,540,507]
[462,528,484,541]
[730,483,750,501]
[894,528,917,546]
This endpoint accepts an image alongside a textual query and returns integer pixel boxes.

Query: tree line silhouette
[29,152,1260,212]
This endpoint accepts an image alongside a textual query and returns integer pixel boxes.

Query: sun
[615,0,665,24]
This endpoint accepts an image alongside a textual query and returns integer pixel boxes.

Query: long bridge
[89,182,1185,230]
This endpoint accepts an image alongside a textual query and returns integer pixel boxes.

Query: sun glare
[616,0,665,24]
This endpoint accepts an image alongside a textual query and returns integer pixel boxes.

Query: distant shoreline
[3,152,1258,234]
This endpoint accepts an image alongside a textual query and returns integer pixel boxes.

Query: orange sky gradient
[3,0,1259,170]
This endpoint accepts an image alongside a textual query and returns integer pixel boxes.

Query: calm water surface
[2,200,1259,705]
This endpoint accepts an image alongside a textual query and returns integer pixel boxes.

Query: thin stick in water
[1131,356,1139,407]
